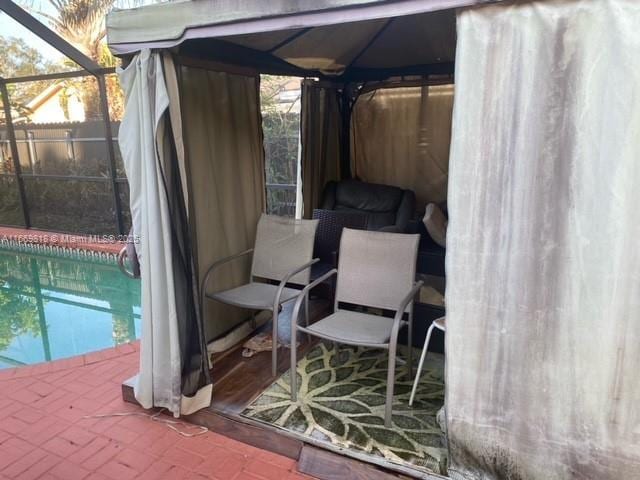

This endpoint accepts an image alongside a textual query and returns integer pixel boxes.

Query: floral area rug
[242,342,447,475]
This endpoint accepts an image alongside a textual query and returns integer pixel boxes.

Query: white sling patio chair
[201,214,319,377]
[289,228,423,427]
[409,315,445,406]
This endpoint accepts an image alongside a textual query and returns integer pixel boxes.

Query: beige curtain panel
[118,50,212,416]
[446,0,640,478]
[352,84,453,209]
[301,80,343,218]
[178,64,266,343]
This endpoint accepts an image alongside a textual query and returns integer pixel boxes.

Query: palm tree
[45,0,116,118]
[24,0,118,119]
[39,0,115,59]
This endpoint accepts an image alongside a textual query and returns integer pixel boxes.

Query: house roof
[25,82,63,112]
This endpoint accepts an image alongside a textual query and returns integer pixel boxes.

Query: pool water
[0,247,141,369]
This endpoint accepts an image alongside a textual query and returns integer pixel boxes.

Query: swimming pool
[0,246,141,369]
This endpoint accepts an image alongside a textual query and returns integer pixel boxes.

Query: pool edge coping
[0,226,126,257]
[0,341,140,381]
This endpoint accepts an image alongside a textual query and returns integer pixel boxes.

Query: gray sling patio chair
[289,228,423,427]
[201,214,319,377]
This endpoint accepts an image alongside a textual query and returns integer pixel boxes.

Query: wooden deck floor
[207,299,327,416]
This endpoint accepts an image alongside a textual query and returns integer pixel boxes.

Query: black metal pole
[0,79,31,228]
[339,86,352,180]
[3,67,115,85]
[97,74,125,236]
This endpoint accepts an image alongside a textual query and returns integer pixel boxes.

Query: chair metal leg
[290,293,307,402]
[409,323,435,407]
[304,293,310,327]
[291,315,298,401]
[332,341,344,365]
[304,293,310,343]
[272,309,278,377]
[407,311,414,379]
[385,342,397,428]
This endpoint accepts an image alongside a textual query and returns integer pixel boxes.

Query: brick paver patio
[0,343,314,480]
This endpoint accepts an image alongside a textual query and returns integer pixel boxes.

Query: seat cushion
[423,203,447,247]
[334,207,396,231]
[305,310,397,345]
[208,282,300,310]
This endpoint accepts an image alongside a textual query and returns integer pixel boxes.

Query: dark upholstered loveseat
[320,180,415,233]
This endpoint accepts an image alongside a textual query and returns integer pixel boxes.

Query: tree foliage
[15,0,125,120]
[0,287,40,352]
[0,254,41,353]
[260,76,301,216]
[38,0,122,119]
[38,0,114,60]
[261,75,301,186]
[0,36,53,79]
[0,36,55,120]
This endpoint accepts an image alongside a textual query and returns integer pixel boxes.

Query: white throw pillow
[423,203,447,247]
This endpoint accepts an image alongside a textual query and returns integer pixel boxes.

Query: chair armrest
[201,248,254,299]
[290,269,338,326]
[389,280,424,342]
[280,258,320,286]
[303,268,338,296]
[274,258,321,310]
[393,281,424,319]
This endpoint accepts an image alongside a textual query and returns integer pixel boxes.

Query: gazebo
[107,1,640,479]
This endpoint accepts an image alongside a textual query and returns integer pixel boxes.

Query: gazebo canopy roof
[106,0,492,80]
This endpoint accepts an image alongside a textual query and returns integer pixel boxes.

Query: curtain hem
[181,384,213,416]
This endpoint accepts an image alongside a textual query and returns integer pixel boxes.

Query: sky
[0,6,65,62]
